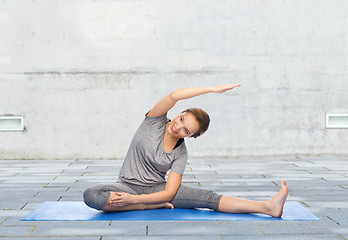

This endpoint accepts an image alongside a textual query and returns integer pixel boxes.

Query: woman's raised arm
[147,84,241,118]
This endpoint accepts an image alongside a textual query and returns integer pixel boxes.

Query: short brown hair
[182,108,210,138]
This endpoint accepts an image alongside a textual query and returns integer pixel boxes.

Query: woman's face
[167,112,200,138]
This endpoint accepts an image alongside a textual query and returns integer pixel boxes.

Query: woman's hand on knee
[109,192,135,207]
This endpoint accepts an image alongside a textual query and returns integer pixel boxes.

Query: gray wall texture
[1,0,347,159]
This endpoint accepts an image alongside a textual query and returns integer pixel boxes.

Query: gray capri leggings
[83,182,222,211]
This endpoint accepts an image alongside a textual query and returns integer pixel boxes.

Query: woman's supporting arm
[147,84,241,118]
[109,171,182,207]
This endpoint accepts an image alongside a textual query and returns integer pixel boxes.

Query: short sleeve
[170,144,188,175]
[143,111,168,128]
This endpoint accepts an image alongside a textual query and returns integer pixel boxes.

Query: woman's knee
[83,184,111,210]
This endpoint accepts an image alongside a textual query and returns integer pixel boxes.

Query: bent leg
[83,183,138,210]
[103,192,174,212]
[83,183,173,212]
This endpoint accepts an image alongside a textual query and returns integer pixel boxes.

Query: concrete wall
[1,0,347,159]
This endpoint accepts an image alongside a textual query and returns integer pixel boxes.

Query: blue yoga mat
[21,201,318,221]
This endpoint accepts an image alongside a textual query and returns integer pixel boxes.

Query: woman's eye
[180,117,183,122]
[185,129,189,134]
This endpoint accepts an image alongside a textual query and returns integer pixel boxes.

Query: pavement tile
[30,221,147,237]
[258,222,332,235]
[0,226,35,237]
[1,217,35,226]
[103,235,225,240]
[0,237,99,240]
[148,221,263,236]
[307,201,348,209]
[220,233,344,240]
[0,209,31,218]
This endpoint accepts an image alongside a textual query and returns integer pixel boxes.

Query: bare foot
[146,202,174,210]
[162,202,174,209]
[266,180,288,217]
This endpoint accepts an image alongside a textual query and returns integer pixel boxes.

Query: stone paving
[0,156,348,239]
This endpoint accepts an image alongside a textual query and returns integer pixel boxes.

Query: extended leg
[218,180,288,217]
[162,181,288,217]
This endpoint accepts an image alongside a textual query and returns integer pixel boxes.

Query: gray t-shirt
[117,112,188,186]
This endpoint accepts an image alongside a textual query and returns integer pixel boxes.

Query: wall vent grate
[0,116,24,131]
[326,114,348,129]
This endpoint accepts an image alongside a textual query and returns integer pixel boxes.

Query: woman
[83,84,288,217]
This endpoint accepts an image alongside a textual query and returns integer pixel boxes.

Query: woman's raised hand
[212,84,241,93]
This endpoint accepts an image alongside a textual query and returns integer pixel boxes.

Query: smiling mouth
[171,124,177,134]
